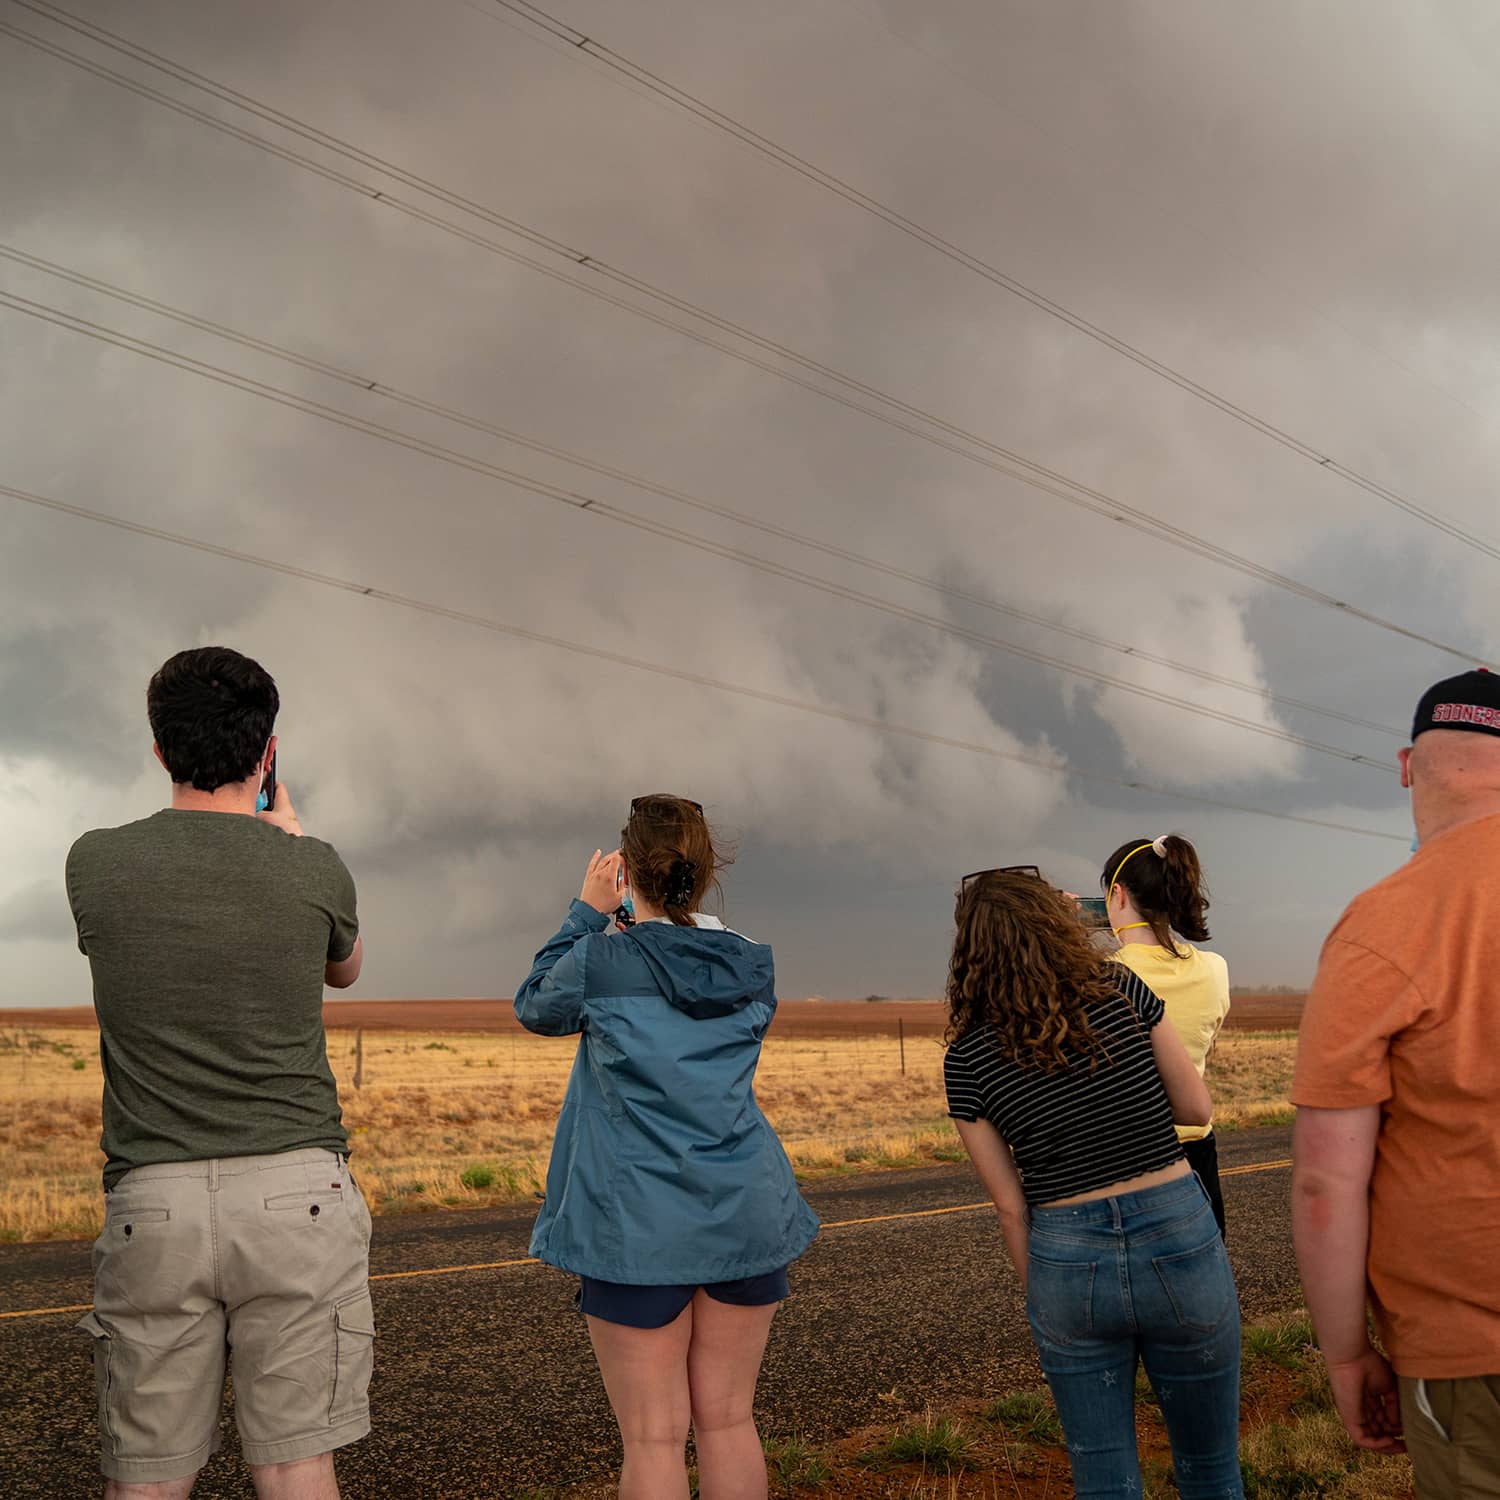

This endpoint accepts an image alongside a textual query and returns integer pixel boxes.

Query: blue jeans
[1026,1173,1243,1498]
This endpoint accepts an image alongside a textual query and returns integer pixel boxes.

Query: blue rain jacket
[515,900,820,1284]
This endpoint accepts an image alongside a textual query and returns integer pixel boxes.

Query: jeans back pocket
[1026,1251,1097,1347]
[1151,1236,1234,1332]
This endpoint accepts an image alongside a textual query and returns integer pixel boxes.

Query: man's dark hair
[147,647,279,791]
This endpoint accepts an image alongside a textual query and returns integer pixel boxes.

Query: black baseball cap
[1412,668,1500,740]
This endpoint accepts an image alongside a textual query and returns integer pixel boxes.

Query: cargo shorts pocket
[329,1290,375,1424]
[76,1311,117,1445]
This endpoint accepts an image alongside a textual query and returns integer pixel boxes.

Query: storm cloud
[2,0,1493,1003]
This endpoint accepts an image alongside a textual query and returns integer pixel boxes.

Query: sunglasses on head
[960,864,1041,893]
[628,796,704,817]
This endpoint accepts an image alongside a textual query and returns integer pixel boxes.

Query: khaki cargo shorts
[1401,1374,1500,1500]
[77,1148,374,1484]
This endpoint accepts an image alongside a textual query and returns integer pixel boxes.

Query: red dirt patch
[1222,992,1306,1031]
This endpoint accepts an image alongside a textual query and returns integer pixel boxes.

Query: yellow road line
[824,1201,991,1229]
[0,1302,91,1321]
[1223,1157,1293,1178]
[818,1157,1292,1230]
[0,1157,1293,1319]
[372,1255,541,1282]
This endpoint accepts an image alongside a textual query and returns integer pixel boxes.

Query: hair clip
[664,858,698,907]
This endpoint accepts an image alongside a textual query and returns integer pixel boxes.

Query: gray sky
[3,0,1496,1005]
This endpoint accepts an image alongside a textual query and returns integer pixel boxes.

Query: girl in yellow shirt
[1101,834,1232,1237]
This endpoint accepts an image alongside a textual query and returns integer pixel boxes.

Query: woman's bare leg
[586,1306,694,1500]
[687,1292,779,1500]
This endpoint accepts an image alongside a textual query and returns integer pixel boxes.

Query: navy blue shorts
[577,1266,790,1329]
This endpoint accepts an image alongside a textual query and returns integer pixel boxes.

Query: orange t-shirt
[1292,811,1500,1378]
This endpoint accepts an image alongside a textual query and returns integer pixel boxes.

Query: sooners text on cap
[1432,703,1500,728]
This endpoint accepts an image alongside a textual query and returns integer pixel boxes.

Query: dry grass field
[0,1002,1298,1242]
[3,992,1304,1035]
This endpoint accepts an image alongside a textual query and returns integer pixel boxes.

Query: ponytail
[1157,835,1210,946]
[1100,832,1211,957]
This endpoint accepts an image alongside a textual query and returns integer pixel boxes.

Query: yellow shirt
[1113,943,1231,1142]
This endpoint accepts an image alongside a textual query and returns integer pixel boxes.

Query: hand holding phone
[579,849,626,914]
[256,770,304,837]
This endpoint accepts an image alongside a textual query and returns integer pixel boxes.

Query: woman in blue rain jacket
[514,793,817,1500]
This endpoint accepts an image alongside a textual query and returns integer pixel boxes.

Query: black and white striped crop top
[942,966,1184,1206]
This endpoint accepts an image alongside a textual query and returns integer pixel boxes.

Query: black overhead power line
[0,8,1488,670]
[0,241,1406,743]
[487,0,1500,566]
[0,478,1412,846]
[825,0,1490,429]
[0,284,1397,773]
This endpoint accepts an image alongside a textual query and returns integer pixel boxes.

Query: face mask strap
[254,739,273,812]
[1107,843,1162,938]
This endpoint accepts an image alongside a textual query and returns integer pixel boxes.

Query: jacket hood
[624,916,774,1018]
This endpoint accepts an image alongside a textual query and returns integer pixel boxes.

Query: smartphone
[1076,895,1109,926]
[256,751,278,814]
[613,863,636,928]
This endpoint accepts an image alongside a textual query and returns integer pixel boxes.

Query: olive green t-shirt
[66,809,358,1188]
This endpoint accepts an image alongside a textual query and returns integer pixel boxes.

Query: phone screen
[1076,896,1109,925]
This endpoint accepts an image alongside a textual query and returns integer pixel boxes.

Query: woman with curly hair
[943,868,1243,1499]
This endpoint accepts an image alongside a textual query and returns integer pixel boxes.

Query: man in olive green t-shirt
[67,646,371,1500]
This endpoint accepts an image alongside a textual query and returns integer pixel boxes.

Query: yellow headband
[1107,843,1156,903]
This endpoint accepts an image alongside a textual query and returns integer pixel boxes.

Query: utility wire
[489,0,1500,565]
[0,478,1412,845]
[0,9,1487,669]
[0,284,1396,772]
[823,0,1491,429]
[0,241,1406,742]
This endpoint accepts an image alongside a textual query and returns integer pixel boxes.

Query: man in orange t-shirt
[1293,668,1500,1496]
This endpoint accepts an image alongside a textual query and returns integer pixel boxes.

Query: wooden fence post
[353,1028,365,1090]
[898,1017,906,1076]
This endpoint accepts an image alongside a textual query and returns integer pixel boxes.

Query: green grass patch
[861,1414,973,1473]
[459,1164,496,1190]
[1236,1408,1397,1497]
[984,1389,1063,1445]
[764,1435,832,1489]
[1244,1317,1316,1372]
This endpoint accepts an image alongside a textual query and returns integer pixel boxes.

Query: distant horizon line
[0,985,1309,1019]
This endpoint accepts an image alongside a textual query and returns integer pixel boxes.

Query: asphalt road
[0,1127,1298,1499]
